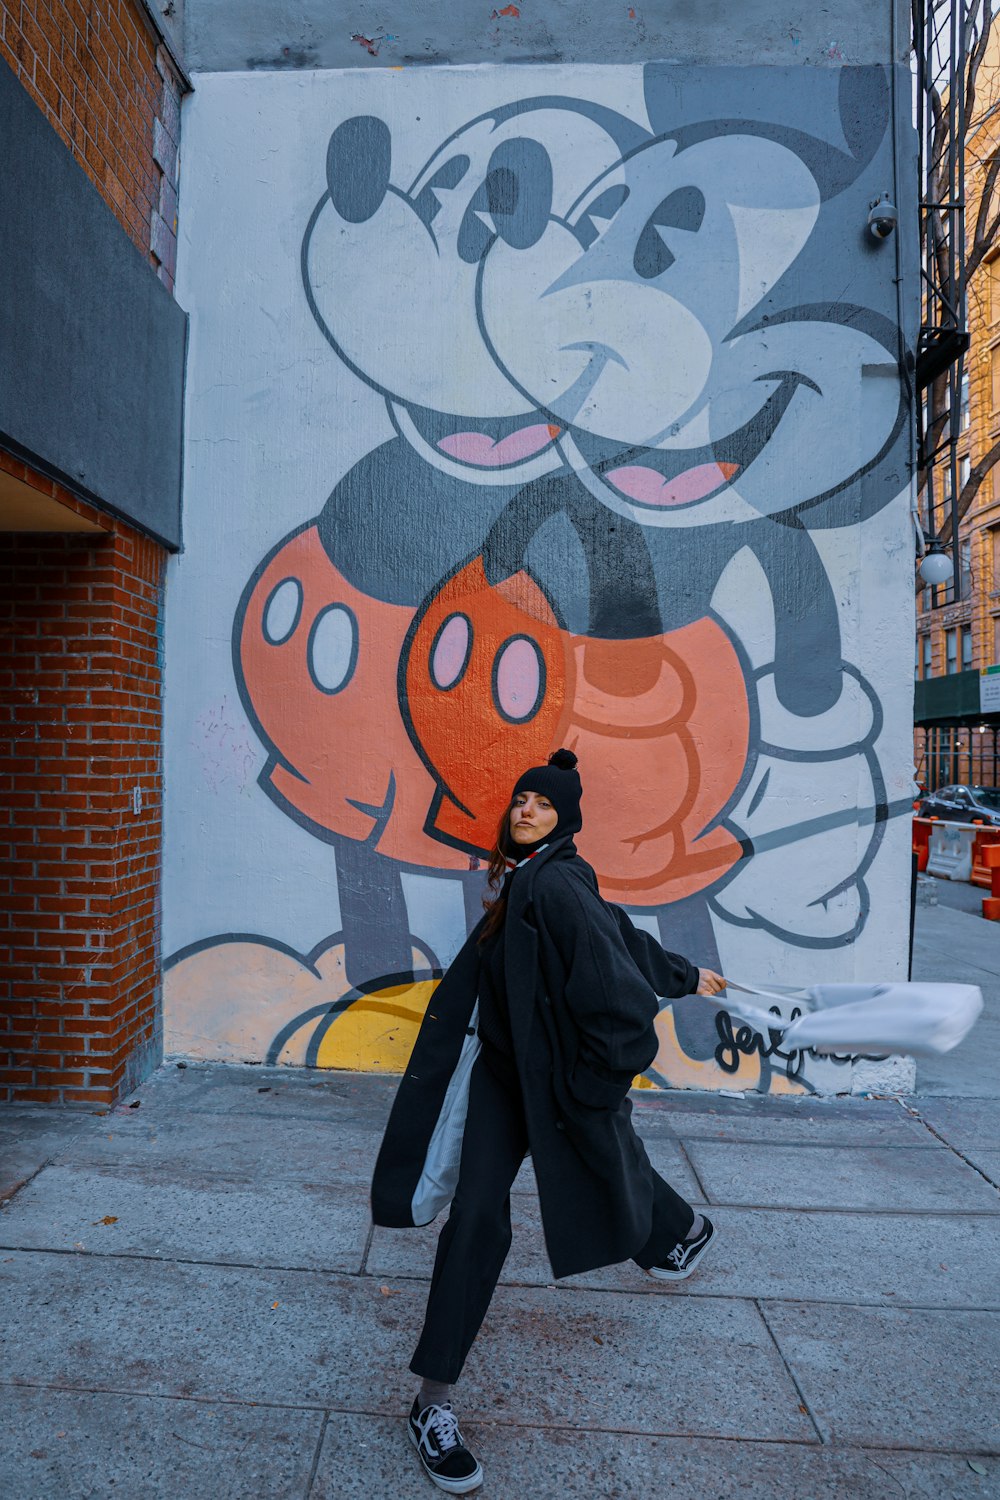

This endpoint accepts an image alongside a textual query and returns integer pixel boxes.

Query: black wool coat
[371,837,699,1279]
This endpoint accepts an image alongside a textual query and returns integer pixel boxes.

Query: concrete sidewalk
[1,1060,998,1498]
[912,880,1000,1097]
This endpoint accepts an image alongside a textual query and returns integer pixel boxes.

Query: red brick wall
[0,0,182,287]
[0,452,166,1104]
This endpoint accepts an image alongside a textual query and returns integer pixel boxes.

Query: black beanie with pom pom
[509,749,583,842]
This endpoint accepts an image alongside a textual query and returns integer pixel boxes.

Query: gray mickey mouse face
[479,131,904,528]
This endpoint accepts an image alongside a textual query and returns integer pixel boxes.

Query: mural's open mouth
[575,376,806,511]
[403,404,561,470]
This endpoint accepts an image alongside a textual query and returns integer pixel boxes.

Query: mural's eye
[633,186,706,280]
[412,155,471,229]
[457,138,553,262]
[485,139,553,248]
[262,578,303,645]
[457,193,495,264]
[326,116,391,224]
[307,604,358,694]
[492,635,546,723]
[575,184,629,250]
[430,613,473,690]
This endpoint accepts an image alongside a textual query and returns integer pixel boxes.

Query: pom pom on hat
[547,748,578,771]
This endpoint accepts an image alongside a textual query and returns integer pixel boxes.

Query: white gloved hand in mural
[712,663,884,945]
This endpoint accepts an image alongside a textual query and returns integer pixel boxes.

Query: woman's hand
[695,968,727,997]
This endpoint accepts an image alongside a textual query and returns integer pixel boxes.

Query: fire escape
[913,0,975,594]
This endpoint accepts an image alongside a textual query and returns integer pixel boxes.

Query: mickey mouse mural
[166,66,913,1095]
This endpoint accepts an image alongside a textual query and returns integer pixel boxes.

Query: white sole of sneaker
[646,1223,719,1282]
[407,1423,484,1494]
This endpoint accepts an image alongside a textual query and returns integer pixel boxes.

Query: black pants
[410,1053,694,1384]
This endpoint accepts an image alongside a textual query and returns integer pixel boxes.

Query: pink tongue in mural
[607,461,739,506]
[438,424,560,466]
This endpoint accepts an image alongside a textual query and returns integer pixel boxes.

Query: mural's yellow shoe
[164,934,438,1072]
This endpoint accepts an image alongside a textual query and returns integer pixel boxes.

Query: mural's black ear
[326,116,391,223]
[485,138,553,249]
[838,66,890,166]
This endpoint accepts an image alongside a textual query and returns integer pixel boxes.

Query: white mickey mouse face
[303,107,626,485]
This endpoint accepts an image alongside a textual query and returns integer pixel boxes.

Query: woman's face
[509,790,558,846]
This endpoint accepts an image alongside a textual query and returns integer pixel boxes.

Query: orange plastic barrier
[981,841,1000,920]
[971,826,1000,888]
[912,816,933,873]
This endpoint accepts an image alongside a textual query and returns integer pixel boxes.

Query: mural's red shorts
[238,528,750,905]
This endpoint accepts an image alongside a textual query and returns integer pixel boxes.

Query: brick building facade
[0,0,182,285]
[0,0,186,1104]
[914,28,1000,791]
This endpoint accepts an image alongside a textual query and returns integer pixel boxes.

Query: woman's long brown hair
[478,804,513,944]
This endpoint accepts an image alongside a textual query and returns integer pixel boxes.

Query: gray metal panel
[184,0,905,73]
[0,59,186,550]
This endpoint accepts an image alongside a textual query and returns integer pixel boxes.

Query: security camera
[868,195,897,241]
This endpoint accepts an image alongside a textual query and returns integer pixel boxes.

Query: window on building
[994,616,1000,667]
[946,628,958,673]
[962,369,971,427]
[923,633,933,677]
[961,537,973,597]
[960,453,971,491]
[992,528,1000,593]
[962,624,973,670]
[933,571,956,608]
[991,257,1000,323]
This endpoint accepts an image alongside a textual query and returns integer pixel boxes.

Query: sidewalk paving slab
[1,1112,94,1201]
[632,1096,938,1147]
[45,1114,385,1183]
[369,1201,1000,1310]
[763,1301,1000,1453]
[127,1065,399,1124]
[0,1387,321,1500]
[0,1164,371,1272]
[413,1283,816,1443]
[684,1139,1000,1212]
[911,1098,1000,1158]
[312,1416,998,1500]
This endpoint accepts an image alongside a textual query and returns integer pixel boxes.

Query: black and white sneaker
[647,1216,717,1282]
[407,1398,483,1494]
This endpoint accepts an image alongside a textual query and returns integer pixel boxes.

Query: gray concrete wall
[0,59,186,549]
[182,0,910,73]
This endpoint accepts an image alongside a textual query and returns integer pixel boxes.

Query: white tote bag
[711,980,983,1059]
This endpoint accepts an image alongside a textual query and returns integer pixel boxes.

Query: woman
[371,750,726,1494]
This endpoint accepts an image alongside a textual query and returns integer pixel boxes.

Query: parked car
[916,784,1000,825]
